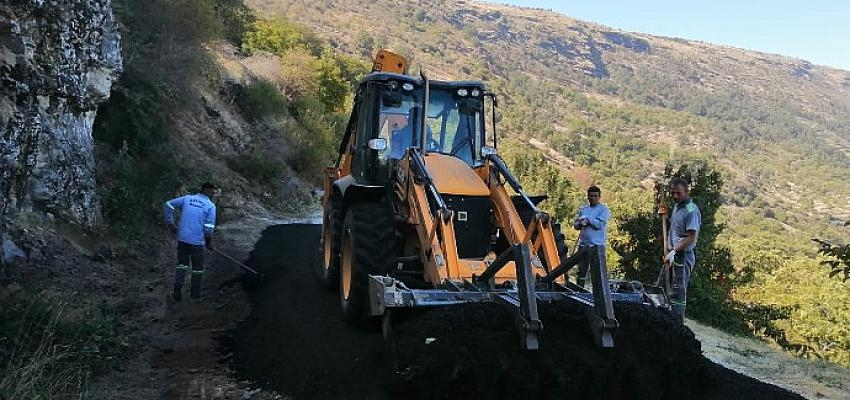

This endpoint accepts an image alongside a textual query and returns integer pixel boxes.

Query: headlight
[402,83,414,91]
[457,89,468,97]
[471,89,480,97]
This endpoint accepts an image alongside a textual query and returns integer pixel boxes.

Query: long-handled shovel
[657,203,672,296]
[210,247,265,283]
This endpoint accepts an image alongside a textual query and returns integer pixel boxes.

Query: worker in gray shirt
[661,177,702,323]
[572,186,611,287]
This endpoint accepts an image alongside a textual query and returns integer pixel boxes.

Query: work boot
[173,266,187,301]
[190,270,204,299]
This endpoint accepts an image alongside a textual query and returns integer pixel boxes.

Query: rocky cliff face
[1,0,122,228]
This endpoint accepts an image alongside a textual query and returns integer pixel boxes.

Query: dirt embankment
[223,224,806,400]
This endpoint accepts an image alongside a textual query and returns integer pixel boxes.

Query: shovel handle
[210,247,260,275]
[658,212,672,293]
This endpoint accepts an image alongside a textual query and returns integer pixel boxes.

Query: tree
[210,0,255,46]
[815,240,850,282]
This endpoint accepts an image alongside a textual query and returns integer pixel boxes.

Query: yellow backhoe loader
[316,50,665,350]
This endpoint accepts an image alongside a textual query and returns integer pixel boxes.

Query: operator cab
[348,73,489,185]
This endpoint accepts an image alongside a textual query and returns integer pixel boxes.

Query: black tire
[340,202,395,324]
[492,200,537,256]
[551,221,569,263]
[521,219,569,271]
[315,195,343,291]
[492,211,569,271]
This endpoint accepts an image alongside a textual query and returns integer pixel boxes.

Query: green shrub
[242,18,367,113]
[315,50,369,111]
[279,47,321,95]
[817,242,850,281]
[96,144,184,238]
[242,18,322,56]
[286,95,339,175]
[229,152,283,185]
[235,79,288,122]
[314,51,349,112]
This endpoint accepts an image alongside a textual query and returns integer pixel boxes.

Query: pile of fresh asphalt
[223,224,803,400]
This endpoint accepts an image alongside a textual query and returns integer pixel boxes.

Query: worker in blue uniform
[163,182,218,301]
[572,186,611,287]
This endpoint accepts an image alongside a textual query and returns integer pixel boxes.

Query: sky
[490,1,850,71]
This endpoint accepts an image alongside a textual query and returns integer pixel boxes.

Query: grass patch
[0,293,128,399]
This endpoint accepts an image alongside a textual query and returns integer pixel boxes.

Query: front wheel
[315,196,343,291]
[339,202,395,324]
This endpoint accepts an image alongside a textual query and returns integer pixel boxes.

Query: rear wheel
[492,215,570,270]
[340,202,395,324]
[315,195,343,291]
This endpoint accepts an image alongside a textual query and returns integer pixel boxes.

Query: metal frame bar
[368,276,652,310]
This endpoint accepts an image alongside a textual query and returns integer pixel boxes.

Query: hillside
[247,0,850,227]
[245,0,850,367]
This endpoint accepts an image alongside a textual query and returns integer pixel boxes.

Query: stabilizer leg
[514,244,542,350]
[587,245,618,348]
[382,310,399,371]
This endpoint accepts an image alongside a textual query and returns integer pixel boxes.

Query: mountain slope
[248,0,850,228]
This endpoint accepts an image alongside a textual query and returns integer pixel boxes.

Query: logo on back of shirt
[189,198,205,208]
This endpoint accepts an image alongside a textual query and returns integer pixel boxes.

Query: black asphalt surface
[223,224,387,399]
[224,223,804,400]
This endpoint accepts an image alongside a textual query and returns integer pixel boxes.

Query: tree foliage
[242,18,322,56]
[210,0,255,45]
[816,241,850,282]
[498,138,579,222]
[242,18,368,111]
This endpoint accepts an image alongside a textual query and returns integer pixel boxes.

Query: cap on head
[201,182,219,191]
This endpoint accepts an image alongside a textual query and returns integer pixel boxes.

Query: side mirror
[481,146,497,156]
[368,138,387,151]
